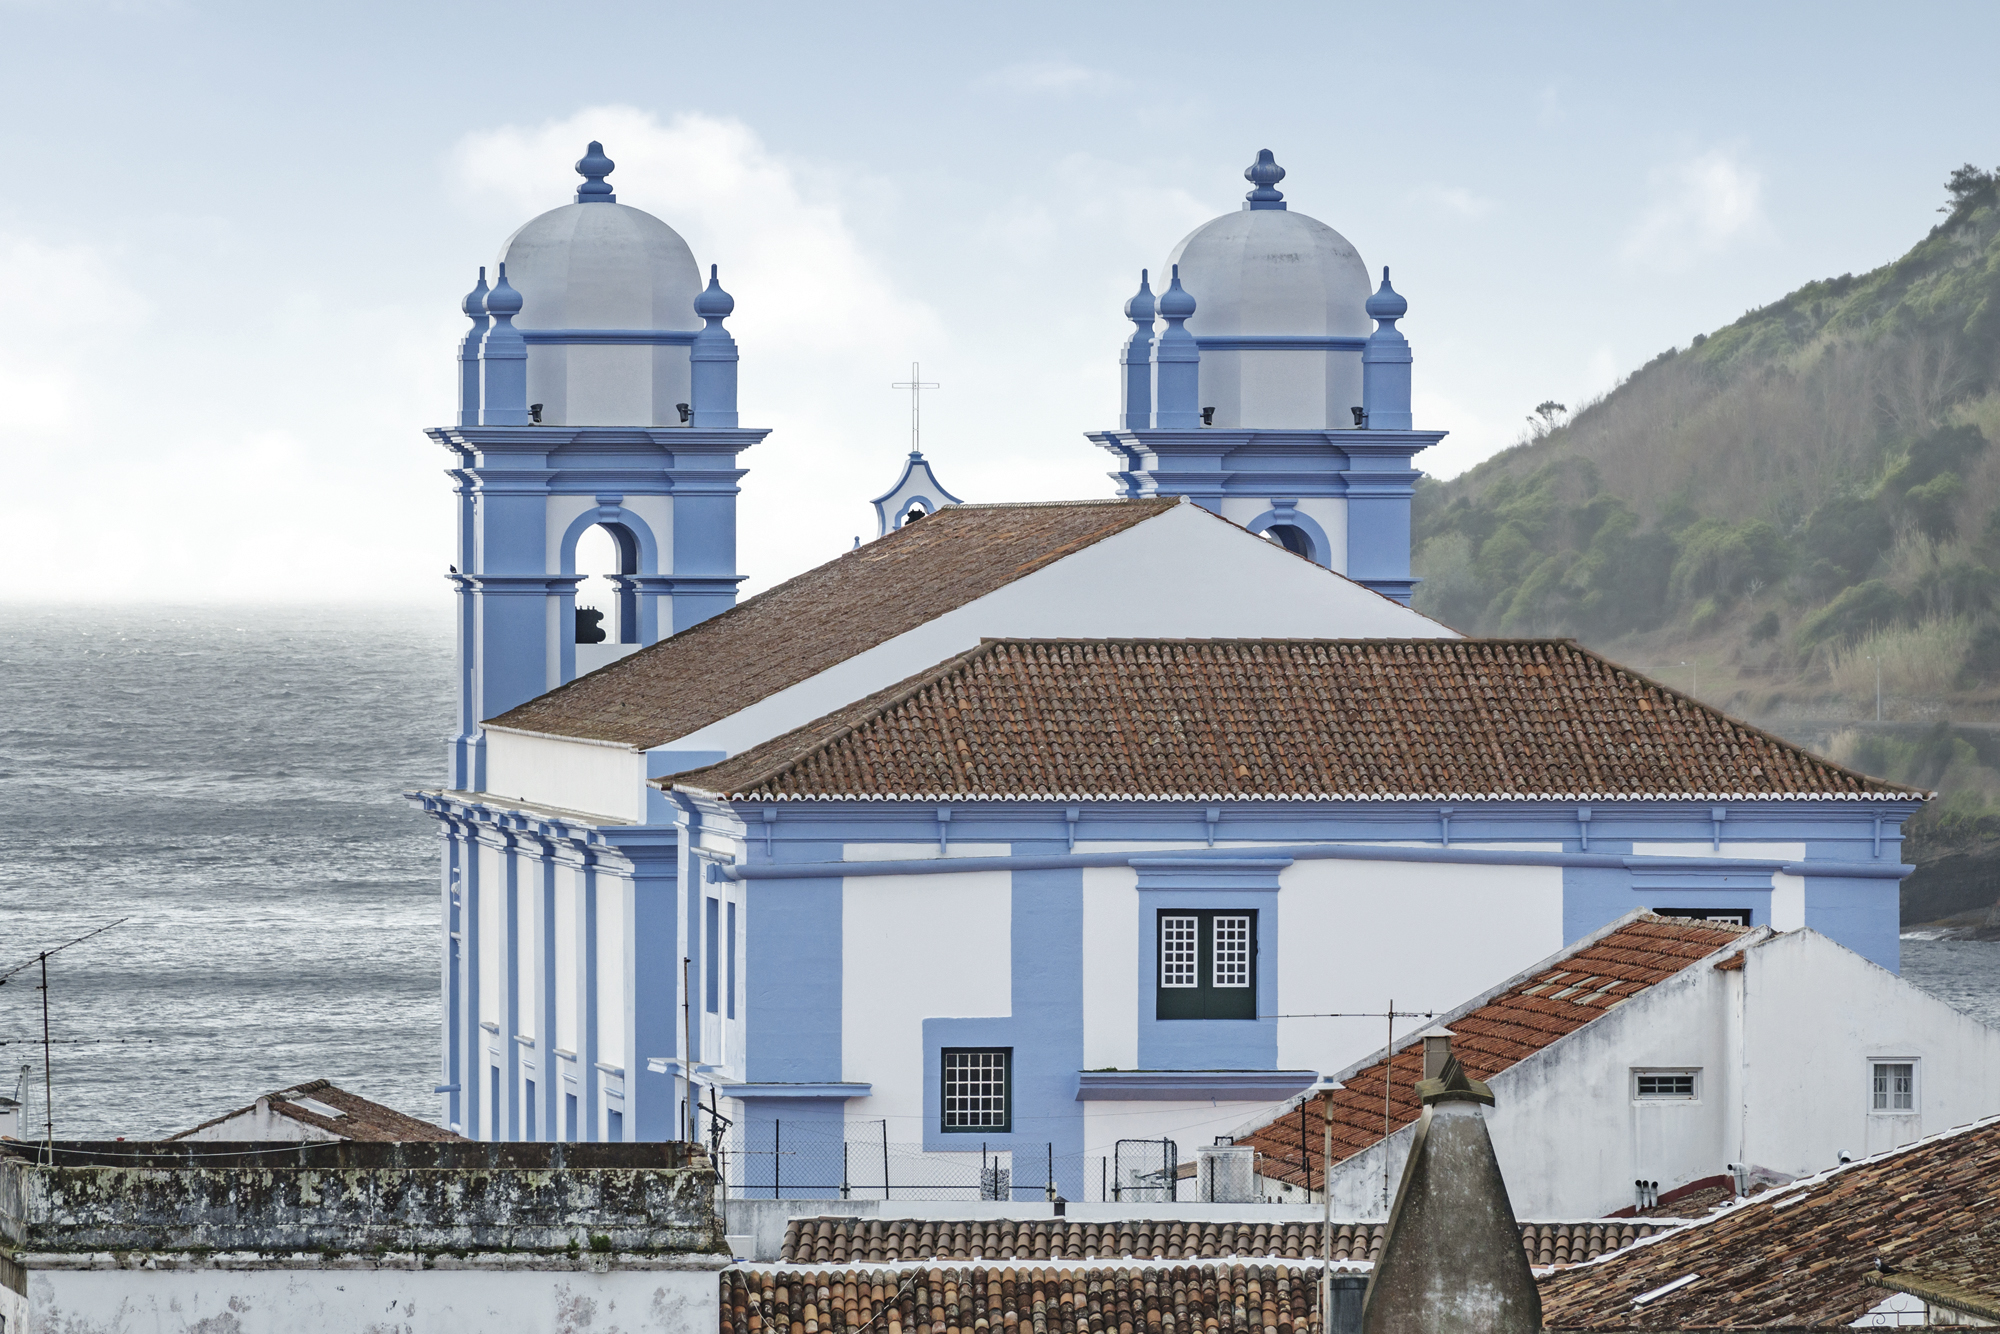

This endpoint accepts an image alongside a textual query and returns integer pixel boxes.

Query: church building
[409,143,1925,1197]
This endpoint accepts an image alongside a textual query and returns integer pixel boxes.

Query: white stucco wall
[1318,927,2000,1219]
[1081,866,1142,1071]
[555,864,581,1054]
[22,1262,720,1334]
[485,728,644,821]
[1272,855,1564,1077]
[841,860,1012,1129]
[664,503,1454,756]
[1738,929,2000,1167]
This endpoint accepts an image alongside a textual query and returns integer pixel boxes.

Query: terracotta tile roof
[773,1218,1666,1268]
[487,499,1179,748]
[166,1078,463,1142]
[725,1264,1337,1334]
[671,639,1920,801]
[1236,915,1751,1190]
[1537,1113,2000,1327]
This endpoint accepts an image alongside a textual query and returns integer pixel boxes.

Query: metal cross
[891,362,940,454]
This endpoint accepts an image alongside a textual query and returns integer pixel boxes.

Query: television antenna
[891,362,940,454]
[0,917,130,1162]
[1259,1001,1436,1211]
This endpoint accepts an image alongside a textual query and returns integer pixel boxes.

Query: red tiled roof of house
[772,1217,1667,1268]
[1236,915,1751,1190]
[1537,1113,2000,1327]
[725,1264,1334,1334]
[166,1079,463,1143]
[672,639,1918,801]
[487,499,1178,749]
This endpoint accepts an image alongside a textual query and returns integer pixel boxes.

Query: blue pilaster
[689,266,740,429]
[479,265,530,427]
[1120,271,1156,430]
[457,269,489,428]
[1361,270,1412,431]
[1150,266,1201,429]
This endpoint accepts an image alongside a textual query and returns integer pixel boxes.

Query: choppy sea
[3,604,1999,1141]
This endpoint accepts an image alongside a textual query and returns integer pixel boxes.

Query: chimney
[1362,1050,1540,1334]
[1418,1026,1456,1081]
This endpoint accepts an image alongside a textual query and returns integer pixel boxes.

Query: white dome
[1167,208,1372,338]
[496,201,703,427]
[499,202,702,332]
[1161,157,1374,432]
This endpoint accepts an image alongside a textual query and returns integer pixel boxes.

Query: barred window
[1873,1062,1915,1112]
[1634,1071,1697,1099]
[942,1048,1011,1132]
[1161,916,1199,988]
[1155,909,1257,1021]
[1213,915,1251,988]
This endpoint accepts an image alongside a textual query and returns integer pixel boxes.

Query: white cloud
[974,60,1115,95]
[1415,186,1497,220]
[1622,147,1770,268]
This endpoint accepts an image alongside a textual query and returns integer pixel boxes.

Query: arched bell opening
[575,522,641,645]
[1263,523,1314,559]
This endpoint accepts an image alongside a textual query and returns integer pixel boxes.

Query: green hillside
[1412,166,2000,932]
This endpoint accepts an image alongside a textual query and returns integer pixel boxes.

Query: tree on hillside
[1941,163,1997,214]
[1526,400,1568,439]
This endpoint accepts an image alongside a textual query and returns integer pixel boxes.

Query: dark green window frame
[1156,908,1258,1020]
[941,1047,1012,1133]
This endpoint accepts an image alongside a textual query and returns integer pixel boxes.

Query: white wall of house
[484,728,644,821]
[18,1261,721,1334]
[1315,928,2000,1219]
[1273,855,1564,1078]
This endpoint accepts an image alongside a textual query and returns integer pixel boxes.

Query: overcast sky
[2,1,1996,604]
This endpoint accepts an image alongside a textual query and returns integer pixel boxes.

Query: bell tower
[430,143,769,790]
[1089,151,1442,604]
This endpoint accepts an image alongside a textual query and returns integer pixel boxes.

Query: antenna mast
[1,917,130,1162]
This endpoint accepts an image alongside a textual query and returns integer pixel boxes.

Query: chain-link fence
[714,1120,1198,1202]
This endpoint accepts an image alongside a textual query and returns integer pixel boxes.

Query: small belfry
[869,361,961,537]
[1090,149,1443,602]
[428,141,769,792]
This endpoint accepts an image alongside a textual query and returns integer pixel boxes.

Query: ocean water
[0,604,452,1140]
[3,604,1999,1141]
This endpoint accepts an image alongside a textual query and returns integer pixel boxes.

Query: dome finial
[1123,268,1156,324]
[1243,149,1287,211]
[575,141,616,204]
[694,263,735,321]
[461,266,490,319]
[1158,264,1196,322]
[1366,265,1407,323]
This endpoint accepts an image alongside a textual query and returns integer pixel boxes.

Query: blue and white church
[410,146,1926,1199]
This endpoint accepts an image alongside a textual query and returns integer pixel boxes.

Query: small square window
[1872,1062,1915,1112]
[1634,1070,1698,1099]
[942,1047,1011,1133]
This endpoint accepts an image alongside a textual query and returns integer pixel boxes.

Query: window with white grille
[1213,916,1251,987]
[1155,909,1258,1020]
[942,1048,1011,1132]
[1872,1061,1915,1112]
[1161,916,1198,988]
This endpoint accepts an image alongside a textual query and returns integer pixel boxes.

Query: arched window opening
[575,523,639,645]
[1264,524,1313,559]
[902,505,927,526]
